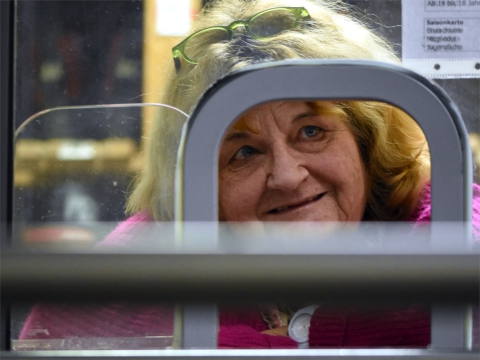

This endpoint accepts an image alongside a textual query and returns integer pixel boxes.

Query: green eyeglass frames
[172,7,310,72]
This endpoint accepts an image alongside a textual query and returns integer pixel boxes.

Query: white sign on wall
[402,0,480,78]
[155,0,192,36]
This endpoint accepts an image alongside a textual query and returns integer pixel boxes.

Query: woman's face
[218,101,368,222]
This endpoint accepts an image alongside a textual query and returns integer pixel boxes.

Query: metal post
[431,305,470,350]
[182,304,218,349]
[0,0,14,352]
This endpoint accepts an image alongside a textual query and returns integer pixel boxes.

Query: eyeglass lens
[183,28,231,61]
[248,9,298,37]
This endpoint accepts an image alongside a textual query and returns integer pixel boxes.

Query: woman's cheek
[219,166,265,222]
[218,188,247,221]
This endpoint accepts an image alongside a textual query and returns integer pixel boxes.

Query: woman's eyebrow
[224,132,251,142]
[292,111,318,123]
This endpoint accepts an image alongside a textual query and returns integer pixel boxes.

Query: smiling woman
[125,0,405,222]
[218,98,430,223]
[218,101,368,222]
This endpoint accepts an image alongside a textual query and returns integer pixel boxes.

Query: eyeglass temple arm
[173,54,182,74]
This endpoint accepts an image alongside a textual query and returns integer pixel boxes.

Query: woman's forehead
[247,100,312,114]
[231,100,333,134]
[232,101,304,134]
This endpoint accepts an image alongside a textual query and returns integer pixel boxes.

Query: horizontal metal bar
[1,349,479,359]
[1,253,478,303]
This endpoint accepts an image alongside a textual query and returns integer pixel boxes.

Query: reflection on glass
[14,104,188,251]
[13,303,175,351]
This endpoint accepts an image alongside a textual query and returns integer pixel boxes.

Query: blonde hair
[311,102,429,221]
[127,0,430,221]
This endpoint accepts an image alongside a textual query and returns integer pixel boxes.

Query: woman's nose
[266,146,309,192]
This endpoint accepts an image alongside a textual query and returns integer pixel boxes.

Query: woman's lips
[268,193,324,214]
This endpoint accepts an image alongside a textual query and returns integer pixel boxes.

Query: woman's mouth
[268,193,324,214]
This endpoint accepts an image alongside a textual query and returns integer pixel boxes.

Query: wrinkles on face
[218,101,368,223]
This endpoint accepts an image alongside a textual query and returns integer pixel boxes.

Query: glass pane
[12,104,187,350]
[11,0,204,349]
[13,104,187,248]
[10,0,479,353]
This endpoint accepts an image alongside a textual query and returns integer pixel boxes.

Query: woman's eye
[233,146,257,160]
[300,126,321,138]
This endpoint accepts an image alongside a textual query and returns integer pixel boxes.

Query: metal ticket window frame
[176,60,473,349]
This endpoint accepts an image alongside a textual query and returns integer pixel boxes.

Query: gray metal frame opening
[177,60,474,349]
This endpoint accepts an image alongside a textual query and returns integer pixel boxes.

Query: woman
[127,0,425,224]
[20,0,479,348]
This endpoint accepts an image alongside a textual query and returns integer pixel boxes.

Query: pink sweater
[19,184,480,348]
